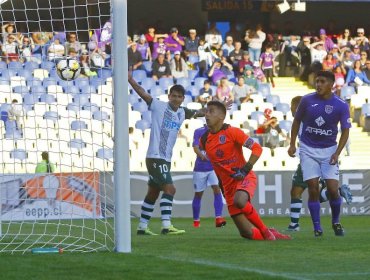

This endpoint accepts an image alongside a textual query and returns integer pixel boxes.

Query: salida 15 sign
[202,0,255,10]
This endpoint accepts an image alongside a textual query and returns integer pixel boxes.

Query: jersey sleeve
[192,128,201,147]
[184,107,197,119]
[294,95,307,121]
[340,102,352,129]
[229,127,263,157]
[229,127,249,146]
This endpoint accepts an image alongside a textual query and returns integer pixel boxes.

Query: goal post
[0,0,131,253]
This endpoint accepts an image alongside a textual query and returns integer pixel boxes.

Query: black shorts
[146,158,173,188]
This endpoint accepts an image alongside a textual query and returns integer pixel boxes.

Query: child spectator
[260,44,275,87]
[215,77,233,102]
[196,79,213,107]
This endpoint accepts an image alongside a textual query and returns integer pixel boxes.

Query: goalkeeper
[199,101,290,240]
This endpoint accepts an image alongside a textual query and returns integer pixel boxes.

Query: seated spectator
[128,42,143,70]
[144,26,168,52]
[310,41,327,65]
[238,50,253,74]
[164,27,184,54]
[1,22,17,44]
[136,35,151,61]
[331,44,341,61]
[8,99,23,129]
[242,65,258,93]
[19,35,37,63]
[90,46,107,69]
[253,61,266,83]
[255,108,273,135]
[205,22,222,50]
[215,77,233,102]
[232,76,252,106]
[80,50,97,77]
[32,28,52,55]
[351,45,361,61]
[229,41,244,72]
[198,38,216,77]
[207,58,232,85]
[346,59,370,86]
[360,51,368,69]
[184,29,199,57]
[264,117,288,150]
[354,28,369,53]
[65,32,82,55]
[222,35,234,57]
[337,28,353,51]
[333,63,346,96]
[171,51,188,79]
[152,35,167,60]
[47,38,65,62]
[341,49,354,70]
[364,59,370,81]
[196,79,213,107]
[318,28,334,52]
[2,34,19,63]
[67,48,78,59]
[151,53,172,80]
[322,53,337,72]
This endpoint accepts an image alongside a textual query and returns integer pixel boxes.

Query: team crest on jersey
[219,135,226,144]
[216,149,224,158]
[325,105,333,114]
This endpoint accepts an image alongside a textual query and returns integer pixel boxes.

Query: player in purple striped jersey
[192,125,226,228]
[288,71,351,237]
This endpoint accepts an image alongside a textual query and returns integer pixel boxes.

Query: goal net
[0,0,117,253]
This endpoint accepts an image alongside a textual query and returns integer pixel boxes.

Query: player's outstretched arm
[128,71,153,105]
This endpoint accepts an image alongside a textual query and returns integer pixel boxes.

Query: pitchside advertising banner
[0,172,101,221]
[1,170,369,220]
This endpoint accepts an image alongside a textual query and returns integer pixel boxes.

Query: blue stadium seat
[82,103,100,113]
[279,120,293,133]
[71,120,88,130]
[0,78,10,85]
[257,83,271,98]
[128,93,139,105]
[0,61,7,70]
[143,61,152,74]
[141,77,156,91]
[188,69,198,81]
[132,69,147,83]
[10,149,27,160]
[186,85,199,98]
[42,77,58,87]
[132,101,148,113]
[43,111,59,121]
[250,111,265,123]
[93,111,110,121]
[275,102,291,115]
[18,69,33,80]
[63,85,80,95]
[40,93,57,103]
[149,85,165,97]
[96,148,113,160]
[97,68,112,79]
[30,85,46,96]
[340,85,356,100]
[89,77,105,88]
[194,77,207,89]
[135,119,151,131]
[176,77,191,89]
[48,68,59,78]
[159,77,174,91]
[74,78,90,89]
[58,79,75,88]
[5,128,23,140]
[70,139,86,150]
[266,94,281,107]
[182,95,193,107]
[1,69,18,78]
[13,85,29,95]
[27,78,43,87]
[80,85,96,94]
[23,93,39,105]
[8,61,23,70]
[362,103,370,116]
[41,60,56,71]
[24,61,40,71]
[72,94,90,106]
[188,55,199,65]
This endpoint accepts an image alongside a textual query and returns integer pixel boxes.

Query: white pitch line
[158,255,311,280]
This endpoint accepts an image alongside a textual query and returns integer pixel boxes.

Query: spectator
[255,108,273,145]
[65,32,82,55]
[1,22,17,44]
[337,28,353,51]
[90,46,107,69]
[128,42,143,70]
[207,58,232,85]
[67,48,78,59]
[253,61,266,83]
[205,22,222,50]
[322,53,337,72]
[47,38,65,62]
[164,27,184,54]
[364,59,370,81]
[260,44,275,87]
[184,29,199,57]
[229,41,244,73]
[360,51,368,69]
[342,49,354,70]
[264,117,289,150]
[232,76,252,106]
[318,28,334,52]
[333,63,346,96]
[310,41,327,72]
[297,36,312,81]
[345,59,370,86]
[19,35,36,63]
[245,24,266,63]
[151,53,172,80]
[35,151,55,173]
[80,50,97,77]
[170,51,188,79]
[222,36,234,57]
[2,34,19,63]
[330,44,341,61]
[351,45,361,61]
[197,38,216,77]
[354,28,369,53]
[196,79,213,107]
[215,77,233,102]
[152,35,167,60]
[145,25,167,52]
[8,99,23,129]
[31,28,52,55]
[238,50,253,74]
[242,65,258,92]
[136,35,151,61]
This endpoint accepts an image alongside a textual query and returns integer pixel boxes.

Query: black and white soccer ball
[56,58,81,80]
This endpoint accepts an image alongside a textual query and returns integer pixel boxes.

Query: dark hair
[41,151,52,173]
[204,79,211,85]
[291,95,302,107]
[207,100,226,115]
[169,84,185,96]
[316,70,335,82]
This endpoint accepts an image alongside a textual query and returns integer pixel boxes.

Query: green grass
[1,216,369,280]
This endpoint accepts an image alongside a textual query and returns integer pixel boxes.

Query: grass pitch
[1,216,369,280]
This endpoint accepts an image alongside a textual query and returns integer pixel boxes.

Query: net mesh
[0,0,115,253]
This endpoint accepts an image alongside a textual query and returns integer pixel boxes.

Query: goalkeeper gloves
[230,162,253,181]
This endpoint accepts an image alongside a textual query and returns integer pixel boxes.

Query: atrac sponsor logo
[305,126,333,136]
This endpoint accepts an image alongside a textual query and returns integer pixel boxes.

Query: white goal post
[0,0,131,253]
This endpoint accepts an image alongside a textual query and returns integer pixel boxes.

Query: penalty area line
[158,255,311,280]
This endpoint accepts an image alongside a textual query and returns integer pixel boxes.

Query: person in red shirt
[200,101,290,240]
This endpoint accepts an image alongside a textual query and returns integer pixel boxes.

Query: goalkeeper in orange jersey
[199,101,290,240]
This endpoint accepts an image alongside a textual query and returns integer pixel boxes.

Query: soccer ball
[56,58,81,80]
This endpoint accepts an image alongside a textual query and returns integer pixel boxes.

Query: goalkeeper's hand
[230,163,253,181]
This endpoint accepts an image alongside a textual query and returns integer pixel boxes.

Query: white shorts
[193,170,219,192]
[299,142,339,181]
